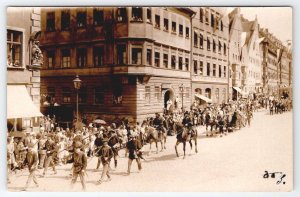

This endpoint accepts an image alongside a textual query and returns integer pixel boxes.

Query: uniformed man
[38,134,47,169]
[126,134,142,175]
[71,141,87,191]
[41,135,57,177]
[97,138,114,184]
[22,143,39,191]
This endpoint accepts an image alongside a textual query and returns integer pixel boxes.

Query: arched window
[222,88,226,103]
[205,88,211,99]
[195,88,202,95]
[215,88,219,103]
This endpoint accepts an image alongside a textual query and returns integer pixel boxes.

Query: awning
[232,86,242,94]
[195,94,212,103]
[7,85,44,119]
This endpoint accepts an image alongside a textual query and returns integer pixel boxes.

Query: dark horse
[95,132,122,168]
[174,123,198,159]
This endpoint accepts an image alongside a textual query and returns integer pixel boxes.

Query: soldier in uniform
[41,135,57,177]
[23,143,39,191]
[38,134,47,169]
[126,134,142,175]
[97,138,114,184]
[71,141,87,191]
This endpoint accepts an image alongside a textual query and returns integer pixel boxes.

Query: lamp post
[179,84,184,112]
[73,75,82,130]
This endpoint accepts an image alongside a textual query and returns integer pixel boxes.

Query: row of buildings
[7,7,293,130]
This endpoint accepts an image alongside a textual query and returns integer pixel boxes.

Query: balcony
[192,75,227,84]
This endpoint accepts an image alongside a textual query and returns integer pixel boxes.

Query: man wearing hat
[71,141,87,191]
[41,134,57,177]
[23,143,39,191]
[38,134,47,169]
[97,138,114,184]
[126,134,142,175]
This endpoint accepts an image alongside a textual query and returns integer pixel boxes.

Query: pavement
[7,109,293,192]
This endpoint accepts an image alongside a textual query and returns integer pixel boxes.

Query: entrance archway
[164,89,174,110]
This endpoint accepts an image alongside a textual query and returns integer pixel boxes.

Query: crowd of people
[7,95,292,191]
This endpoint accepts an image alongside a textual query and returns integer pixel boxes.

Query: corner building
[191,7,229,104]
[40,7,195,124]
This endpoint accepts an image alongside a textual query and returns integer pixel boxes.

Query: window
[207,63,210,76]
[178,57,183,70]
[185,58,189,71]
[215,88,219,103]
[221,21,223,31]
[93,46,104,67]
[61,49,71,68]
[131,47,142,65]
[213,64,216,77]
[47,87,56,104]
[154,52,160,67]
[211,13,215,27]
[62,87,71,103]
[77,48,87,68]
[222,88,226,103]
[117,8,127,22]
[194,32,198,47]
[147,49,152,65]
[147,8,152,23]
[155,86,160,101]
[200,34,203,49]
[79,87,87,103]
[218,41,222,53]
[94,87,104,104]
[93,8,104,26]
[193,60,198,74]
[219,65,222,77]
[185,27,189,38]
[199,61,203,75]
[145,86,151,104]
[205,88,211,99]
[205,9,209,24]
[179,24,183,36]
[7,30,22,67]
[172,21,176,33]
[223,43,227,55]
[47,50,55,69]
[200,8,204,23]
[163,53,168,68]
[132,7,143,21]
[195,88,202,95]
[117,45,126,65]
[164,18,169,31]
[213,39,216,52]
[207,37,211,51]
[46,12,55,31]
[171,55,176,69]
[77,11,87,28]
[155,15,160,28]
[61,10,70,30]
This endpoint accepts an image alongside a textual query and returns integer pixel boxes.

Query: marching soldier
[126,134,142,175]
[23,143,39,191]
[71,141,87,191]
[41,134,57,177]
[97,138,114,184]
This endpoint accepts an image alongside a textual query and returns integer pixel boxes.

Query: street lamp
[179,84,184,112]
[73,75,82,130]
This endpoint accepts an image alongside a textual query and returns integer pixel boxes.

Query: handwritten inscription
[263,171,286,185]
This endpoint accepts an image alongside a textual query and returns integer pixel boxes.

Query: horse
[144,125,166,153]
[174,123,198,159]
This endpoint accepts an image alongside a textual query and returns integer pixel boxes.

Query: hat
[102,138,109,143]
[31,132,36,136]
[40,127,45,131]
[74,141,82,148]
[111,123,116,129]
[25,131,31,134]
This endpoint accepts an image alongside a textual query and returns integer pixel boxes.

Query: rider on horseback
[153,113,166,136]
[182,112,193,141]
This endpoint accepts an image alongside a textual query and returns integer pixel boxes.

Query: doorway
[164,89,174,109]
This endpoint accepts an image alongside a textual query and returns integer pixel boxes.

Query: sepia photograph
[6,6,293,192]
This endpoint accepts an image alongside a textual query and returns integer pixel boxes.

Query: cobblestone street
[7,109,293,192]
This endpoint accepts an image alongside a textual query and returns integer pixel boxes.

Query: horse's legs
[164,135,167,149]
[175,141,180,157]
[189,140,193,150]
[114,155,118,168]
[155,141,158,154]
[183,142,186,159]
[160,141,163,152]
[194,138,198,153]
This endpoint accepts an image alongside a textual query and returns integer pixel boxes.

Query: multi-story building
[241,16,262,97]
[7,7,43,132]
[40,7,195,124]
[191,7,229,104]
